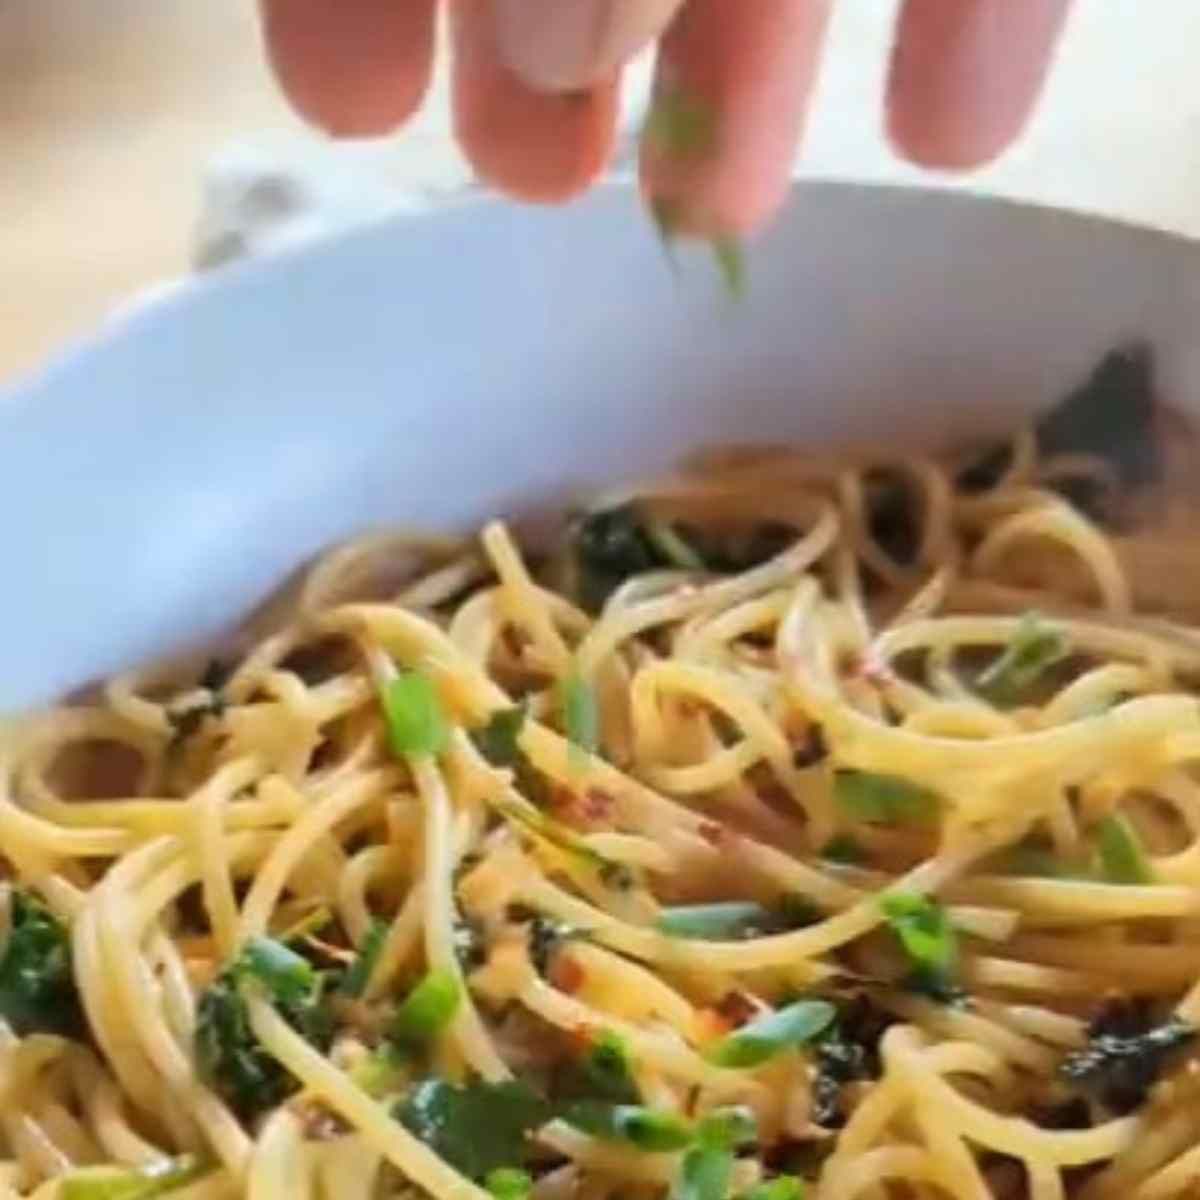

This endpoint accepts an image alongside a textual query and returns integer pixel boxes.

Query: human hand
[258,0,1072,237]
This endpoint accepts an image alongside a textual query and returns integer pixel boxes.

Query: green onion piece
[696,1106,758,1150]
[834,771,939,825]
[583,1029,639,1103]
[1097,814,1154,885]
[58,1155,207,1200]
[657,902,775,941]
[820,835,866,865]
[340,919,388,999]
[879,892,957,982]
[650,197,683,250]
[471,705,528,768]
[644,87,716,160]
[485,1168,533,1200]
[240,937,315,1005]
[563,673,599,761]
[563,1103,694,1151]
[382,670,448,758]
[645,519,707,571]
[976,612,1067,706]
[712,239,746,301]
[674,1145,734,1200]
[391,968,461,1047]
[704,1000,836,1069]
[349,1044,409,1099]
[993,844,1077,879]
[275,905,332,945]
[738,1176,807,1200]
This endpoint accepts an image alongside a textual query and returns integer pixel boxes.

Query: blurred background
[4,0,1200,382]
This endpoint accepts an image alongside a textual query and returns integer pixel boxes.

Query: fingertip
[451,1,619,203]
[887,0,1072,171]
[260,0,437,138]
[639,0,829,238]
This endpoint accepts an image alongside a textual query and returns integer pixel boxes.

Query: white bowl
[4,181,1200,709]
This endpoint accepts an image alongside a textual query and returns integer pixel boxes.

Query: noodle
[5,347,1200,1198]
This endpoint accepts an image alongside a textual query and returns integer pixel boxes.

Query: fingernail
[491,0,684,92]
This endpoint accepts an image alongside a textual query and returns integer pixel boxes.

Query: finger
[259,0,437,137]
[489,0,686,92]
[639,0,832,237]
[887,0,1073,169]
[451,0,620,203]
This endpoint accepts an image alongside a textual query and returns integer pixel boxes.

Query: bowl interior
[4,181,1200,707]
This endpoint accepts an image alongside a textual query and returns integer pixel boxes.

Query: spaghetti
[5,346,1200,1199]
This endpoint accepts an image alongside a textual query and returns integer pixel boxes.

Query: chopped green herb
[645,519,707,571]
[471,705,528,768]
[674,1145,733,1200]
[556,1029,640,1105]
[976,614,1067,706]
[570,507,789,611]
[349,1043,409,1099]
[878,892,958,1001]
[834,771,939,825]
[820,835,866,865]
[58,1156,208,1200]
[658,899,819,942]
[340,920,388,999]
[395,1079,552,1180]
[276,904,333,945]
[241,936,316,1005]
[704,1000,836,1069]
[563,1103,694,1151]
[738,1177,806,1200]
[650,197,684,251]
[645,87,716,160]
[195,938,333,1121]
[658,902,775,941]
[712,238,745,302]
[0,889,82,1037]
[382,670,448,758]
[1097,814,1154,885]
[563,672,599,762]
[485,1168,533,1200]
[696,1106,758,1150]
[390,968,461,1049]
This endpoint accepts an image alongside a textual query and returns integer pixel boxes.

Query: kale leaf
[0,889,82,1037]
[572,505,793,610]
[1060,998,1195,1113]
[957,344,1159,518]
[395,1079,553,1181]
[195,937,333,1122]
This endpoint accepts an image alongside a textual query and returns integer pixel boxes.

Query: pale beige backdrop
[5,0,1200,383]
[0,1,300,377]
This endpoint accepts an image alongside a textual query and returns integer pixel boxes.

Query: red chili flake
[713,990,761,1029]
[581,789,614,823]
[550,953,586,995]
[698,820,738,849]
[566,1023,597,1054]
[847,650,892,687]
